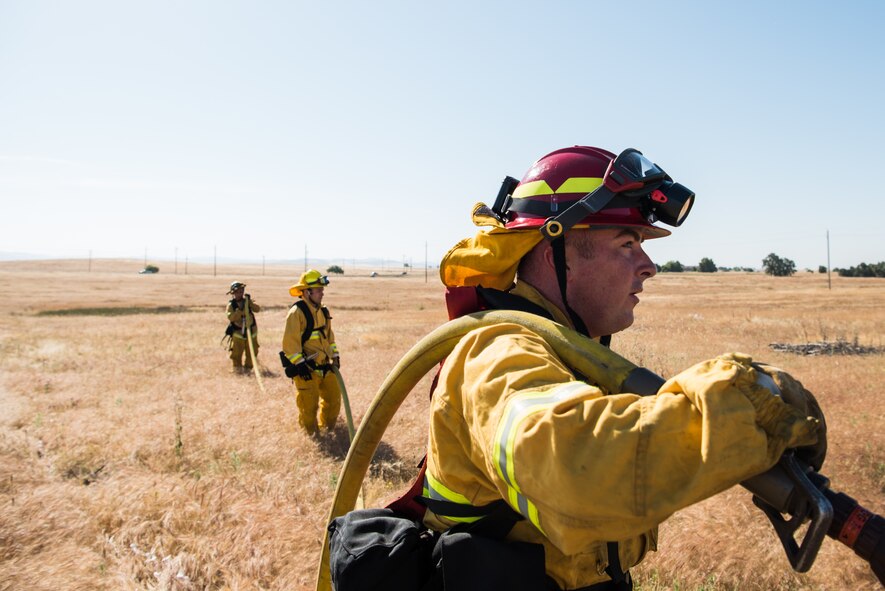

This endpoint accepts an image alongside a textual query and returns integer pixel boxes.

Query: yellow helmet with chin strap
[289,269,330,297]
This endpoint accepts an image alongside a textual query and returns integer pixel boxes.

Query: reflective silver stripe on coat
[493,381,588,533]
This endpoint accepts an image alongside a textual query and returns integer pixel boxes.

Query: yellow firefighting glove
[719,353,820,459]
[663,353,821,467]
[752,361,827,471]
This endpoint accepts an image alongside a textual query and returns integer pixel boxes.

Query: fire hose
[314,310,885,590]
[331,366,356,443]
[244,298,267,395]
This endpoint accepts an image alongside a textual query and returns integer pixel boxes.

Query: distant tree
[327,265,344,275]
[698,257,718,273]
[762,253,796,277]
[660,260,684,272]
[818,265,827,274]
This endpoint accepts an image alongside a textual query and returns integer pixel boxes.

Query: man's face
[306,286,324,306]
[565,228,657,337]
[232,286,245,300]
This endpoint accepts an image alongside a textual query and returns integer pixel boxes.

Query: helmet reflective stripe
[493,381,591,534]
[423,472,483,524]
[512,177,603,199]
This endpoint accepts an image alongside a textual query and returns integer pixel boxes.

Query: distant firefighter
[281,270,341,435]
[225,281,260,374]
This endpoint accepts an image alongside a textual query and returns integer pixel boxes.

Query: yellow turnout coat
[424,282,812,589]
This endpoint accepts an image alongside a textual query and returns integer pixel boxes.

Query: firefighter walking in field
[282,270,342,436]
[226,281,261,374]
[417,146,825,589]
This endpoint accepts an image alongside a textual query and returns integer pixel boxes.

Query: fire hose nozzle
[744,452,833,572]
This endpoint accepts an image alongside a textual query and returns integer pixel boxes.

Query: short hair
[568,230,596,260]
[517,229,597,279]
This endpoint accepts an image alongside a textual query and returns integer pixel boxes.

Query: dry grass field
[0,259,882,591]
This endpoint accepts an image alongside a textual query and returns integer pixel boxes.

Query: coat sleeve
[438,323,797,555]
[281,308,306,364]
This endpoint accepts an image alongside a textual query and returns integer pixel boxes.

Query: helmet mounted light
[538,148,695,240]
[490,175,521,225]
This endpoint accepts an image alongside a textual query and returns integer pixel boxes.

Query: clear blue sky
[2,0,883,270]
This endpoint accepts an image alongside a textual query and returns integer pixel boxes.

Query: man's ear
[540,240,569,273]
[539,241,557,272]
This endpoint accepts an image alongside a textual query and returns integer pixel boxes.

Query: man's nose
[638,249,656,278]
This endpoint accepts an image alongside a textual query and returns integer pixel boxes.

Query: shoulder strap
[294,299,314,346]
[476,286,554,320]
[445,285,555,322]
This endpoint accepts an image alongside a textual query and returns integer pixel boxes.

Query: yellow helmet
[289,269,330,297]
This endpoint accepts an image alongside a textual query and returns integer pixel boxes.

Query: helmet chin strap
[551,237,611,347]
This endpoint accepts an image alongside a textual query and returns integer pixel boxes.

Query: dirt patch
[769,339,883,356]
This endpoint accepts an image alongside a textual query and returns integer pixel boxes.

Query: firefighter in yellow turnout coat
[283,270,342,435]
[421,147,825,590]
[226,281,260,373]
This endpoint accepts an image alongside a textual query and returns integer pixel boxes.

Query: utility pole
[174,247,178,274]
[262,255,266,276]
[88,249,92,273]
[827,230,833,289]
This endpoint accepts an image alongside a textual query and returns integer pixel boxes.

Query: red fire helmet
[505,146,670,238]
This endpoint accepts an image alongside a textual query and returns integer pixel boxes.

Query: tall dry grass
[0,261,881,590]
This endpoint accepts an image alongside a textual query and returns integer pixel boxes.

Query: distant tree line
[657,258,753,273]
[655,254,885,278]
[764,254,885,278]
[834,261,885,277]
